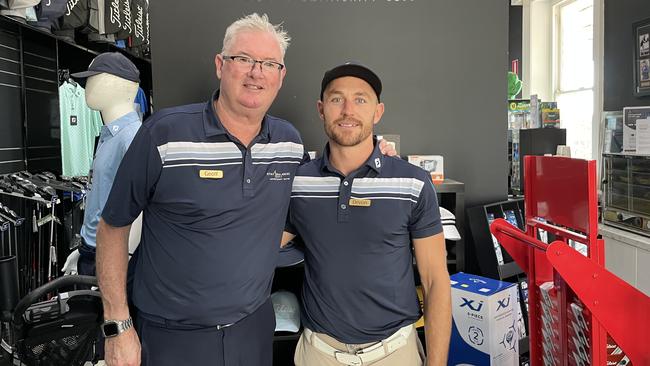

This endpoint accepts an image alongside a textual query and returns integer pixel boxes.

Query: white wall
[522,0,553,101]
[522,0,604,161]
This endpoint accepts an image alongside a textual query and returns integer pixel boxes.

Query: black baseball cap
[320,61,382,101]
[71,52,140,83]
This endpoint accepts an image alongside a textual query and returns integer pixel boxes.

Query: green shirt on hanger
[59,82,104,177]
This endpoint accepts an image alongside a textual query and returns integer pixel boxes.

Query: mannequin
[62,71,143,274]
[85,72,139,122]
[85,73,143,255]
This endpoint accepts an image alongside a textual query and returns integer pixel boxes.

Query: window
[554,0,594,159]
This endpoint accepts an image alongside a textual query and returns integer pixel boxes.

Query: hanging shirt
[81,111,141,248]
[59,82,103,177]
[134,87,148,117]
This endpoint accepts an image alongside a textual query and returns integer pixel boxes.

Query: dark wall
[604,0,650,111]
[150,0,509,207]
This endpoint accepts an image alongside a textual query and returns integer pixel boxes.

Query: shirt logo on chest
[267,170,291,181]
[199,170,223,179]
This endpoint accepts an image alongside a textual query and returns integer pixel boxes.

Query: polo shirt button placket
[337,177,351,222]
[242,146,255,197]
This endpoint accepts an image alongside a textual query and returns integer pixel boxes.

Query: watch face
[103,322,119,337]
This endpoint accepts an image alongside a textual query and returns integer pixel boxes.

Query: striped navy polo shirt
[286,140,442,343]
[102,90,304,326]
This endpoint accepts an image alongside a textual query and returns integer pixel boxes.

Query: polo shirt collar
[203,89,271,140]
[320,136,384,175]
[104,111,140,137]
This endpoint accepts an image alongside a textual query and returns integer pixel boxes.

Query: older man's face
[216,31,286,114]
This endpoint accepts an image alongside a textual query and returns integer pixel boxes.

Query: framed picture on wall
[634,18,650,96]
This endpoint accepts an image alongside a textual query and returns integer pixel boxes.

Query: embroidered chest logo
[199,170,223,179]
[267,170,291,181]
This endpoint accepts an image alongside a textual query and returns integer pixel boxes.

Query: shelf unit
[0,14,152,174]
[466,197,530,362]
[434,179,465,273]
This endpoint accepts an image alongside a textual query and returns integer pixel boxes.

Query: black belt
[137,311,235,331]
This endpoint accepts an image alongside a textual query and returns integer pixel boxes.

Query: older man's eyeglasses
[223,55,285,72]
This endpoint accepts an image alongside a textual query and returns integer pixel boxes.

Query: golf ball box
[448,273,519,366]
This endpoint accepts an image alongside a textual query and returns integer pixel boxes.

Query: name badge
[349,198,371,207]
[199,170,223,179]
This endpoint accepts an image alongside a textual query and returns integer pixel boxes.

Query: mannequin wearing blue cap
[61,72,143,277]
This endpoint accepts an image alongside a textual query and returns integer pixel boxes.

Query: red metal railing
[490,156,650,366]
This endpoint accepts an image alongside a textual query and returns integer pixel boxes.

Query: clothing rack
[0,171,88,297]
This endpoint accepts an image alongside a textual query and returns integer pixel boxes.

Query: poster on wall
[633,18,650,96]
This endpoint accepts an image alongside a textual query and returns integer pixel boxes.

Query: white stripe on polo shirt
[251,142,303,159]
[292,176,341,193]
[157,142,241,163]
[164,152,242,162]
[252,161,302,165]
[162,162,243,169]
[351,178,425,198]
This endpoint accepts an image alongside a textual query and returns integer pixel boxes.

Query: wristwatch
[101,317,133,338]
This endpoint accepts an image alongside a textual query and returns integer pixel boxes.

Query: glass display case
[602,153,650,236]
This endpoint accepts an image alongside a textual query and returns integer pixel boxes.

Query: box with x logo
[448,272,519,366]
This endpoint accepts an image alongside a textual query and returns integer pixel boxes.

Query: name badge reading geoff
[199,170,223,179]
[349,198,371,207]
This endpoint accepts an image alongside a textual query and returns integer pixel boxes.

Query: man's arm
[96,218,141,366]
[280,231,296,248]
[413,232,451,366]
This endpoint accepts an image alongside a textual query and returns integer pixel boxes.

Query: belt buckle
[215,323,233,330]
[334,351,362,366]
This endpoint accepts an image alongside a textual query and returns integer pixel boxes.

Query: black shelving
[466,197,530,364]
[434,179,465,273]
[0,14,153,174]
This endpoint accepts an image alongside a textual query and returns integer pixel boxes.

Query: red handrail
[489,156,650,366]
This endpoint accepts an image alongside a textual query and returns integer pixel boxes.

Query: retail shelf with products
[271,258,304,365]
[0,14,153,174]
[0,15,150,63]
[466,197,531,363]
[467,198,525,279]
[433,179,465,273]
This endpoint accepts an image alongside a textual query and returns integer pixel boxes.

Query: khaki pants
[294,327,425,366]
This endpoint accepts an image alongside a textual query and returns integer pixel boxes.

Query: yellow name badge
[199,170,224,179]
[349,198,371,207]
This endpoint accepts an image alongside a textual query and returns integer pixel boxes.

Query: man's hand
[105,328,141,366]
[378,139,398,157]
[61,249,80,275]
[281,231,296,248]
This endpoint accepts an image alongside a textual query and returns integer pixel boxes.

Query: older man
[96,13,302,366]
[282,63,452,366]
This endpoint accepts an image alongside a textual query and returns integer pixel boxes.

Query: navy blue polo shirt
[102,90,304,326]
[286,140,442,343]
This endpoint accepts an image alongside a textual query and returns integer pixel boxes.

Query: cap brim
[277,243,305,268]
[443,224,461,241]
[275,321,300,333]
[70,70,102,80]
[439,207,455,221]
[272,291,301,333]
